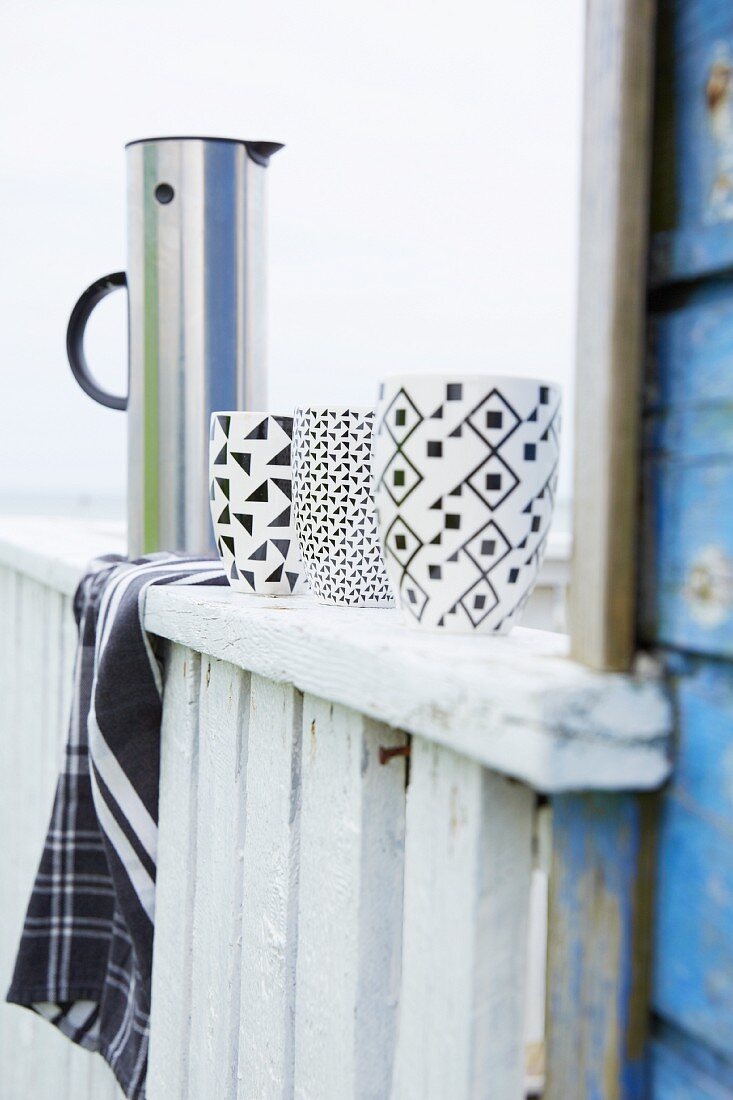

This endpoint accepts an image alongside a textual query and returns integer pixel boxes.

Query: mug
[373,375,561,633]
[292,406,393,606]
[209,411,307,595]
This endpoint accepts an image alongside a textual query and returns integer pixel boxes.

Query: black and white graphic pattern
[210,413,307,595]
[373,377,561,633]
[292,408,394,606]
[7,554,227,1099]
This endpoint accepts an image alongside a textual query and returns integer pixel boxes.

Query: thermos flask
[66,136,282,556]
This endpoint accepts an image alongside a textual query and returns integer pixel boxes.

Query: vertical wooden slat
[148,644,202,1100]
[545,792,657,1099]
[393,738,535,1100]
[569,0,656,670]
[187,657,251,1100]
[293,696,407,1100]
[525,803,552,1092]
[0,567,23,1094]
[12,576,54,1098]
[237,676,302,1099]
[0,573,121,1100]
[39,586,75,1100]
[56,588,121,1098]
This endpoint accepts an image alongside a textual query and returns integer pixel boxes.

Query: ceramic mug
[209,411,307,595]
[373,374,561,633]
[292,406,394,606]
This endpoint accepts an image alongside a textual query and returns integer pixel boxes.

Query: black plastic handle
[66,271,128,411]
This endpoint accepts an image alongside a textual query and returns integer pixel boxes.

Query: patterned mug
[292,406,394,606]
[373,375,561,633]
[209,412,307,595]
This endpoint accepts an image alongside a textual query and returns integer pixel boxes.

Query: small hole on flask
[155,182,175,204]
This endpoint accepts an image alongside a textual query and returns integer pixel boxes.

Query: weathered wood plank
[652,659,733,1056]
[645,281,733,415]
[545,793,657,1099]
[651,1023,733,1098]
[237,676,302,1099]
[148,645,202,1100]
[569,0,656,670]
[640,456,733,656]
[0,568,27,1097]
[641,282,733,656]
[525,804,552,1094]
[188,658,250,1100]
[144,586,673,793]
[0,576,124,1098]
[644,2,733,1090]
[393,738,534,1100]
[11,576,61,1099]
[0,516,125,597]
[57,590,123,1097]
[293,697,407,1100]
[649,0,733,285]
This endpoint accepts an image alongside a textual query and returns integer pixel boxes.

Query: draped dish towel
[7,554,226,1099]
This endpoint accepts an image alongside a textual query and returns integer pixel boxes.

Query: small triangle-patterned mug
[210,412,308,595]
[292,406,394,607]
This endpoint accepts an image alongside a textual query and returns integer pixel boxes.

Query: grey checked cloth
[7,553,226,1098]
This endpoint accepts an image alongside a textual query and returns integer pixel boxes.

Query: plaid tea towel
[7,553,226,1098]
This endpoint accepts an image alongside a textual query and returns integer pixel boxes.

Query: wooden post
[569,0,656,671]
[545,793,657,1099]
[148,645,202,1099]
[393,739,535,1100]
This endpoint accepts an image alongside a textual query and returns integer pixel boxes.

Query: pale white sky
[0,0,583,514]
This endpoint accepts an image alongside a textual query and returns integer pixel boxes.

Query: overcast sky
[0,0,583,514]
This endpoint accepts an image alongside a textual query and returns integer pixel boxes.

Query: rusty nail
[706,62,731,111]
[379,744,411,765]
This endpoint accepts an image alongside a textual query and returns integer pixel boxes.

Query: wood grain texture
[237,676,302,1100]
[652,660,733,1057]
[650,0,733,285]
[144,586,673,793]
[569,0,656,670]
[0,514,570,632]
[642,1,733,1089]
[293,697,406,1100]
[641,280,733,656]
[651,1045,733,1098]
[545,792,657,1100]
[188,658,250,1100]
[393,738,534,1100]
[148,644,202,1100]
[650,1020,733,1098]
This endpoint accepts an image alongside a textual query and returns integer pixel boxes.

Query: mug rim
[377,373,561,393]
[210,410,293,420]
[294,404,375,415]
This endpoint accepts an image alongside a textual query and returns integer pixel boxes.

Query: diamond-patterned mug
[373,375,561,633]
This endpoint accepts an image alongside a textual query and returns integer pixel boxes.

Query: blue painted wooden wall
[643,0,733,1093]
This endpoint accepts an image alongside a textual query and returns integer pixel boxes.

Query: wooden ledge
[0,516,126,596]
[0,516,672,793]
[145,585,673,793]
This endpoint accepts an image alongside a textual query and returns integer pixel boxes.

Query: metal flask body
[66,136,282,557]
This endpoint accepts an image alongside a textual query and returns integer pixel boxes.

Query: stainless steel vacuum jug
[67,136,282,556]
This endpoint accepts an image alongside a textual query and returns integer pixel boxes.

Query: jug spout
[244,141,285,165]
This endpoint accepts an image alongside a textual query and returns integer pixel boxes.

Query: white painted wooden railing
[0,519,127,1100]
[0,518,669,1100]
